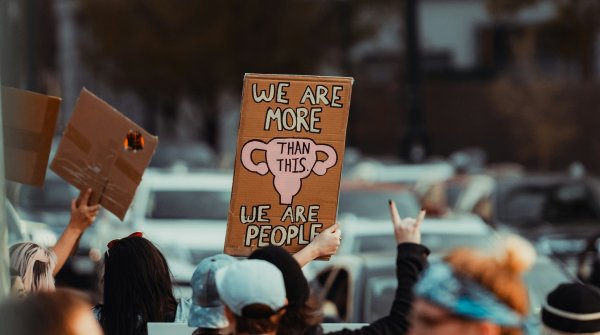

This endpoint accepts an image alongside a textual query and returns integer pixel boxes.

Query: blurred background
[3,0,600,324]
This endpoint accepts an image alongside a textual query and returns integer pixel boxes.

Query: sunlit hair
[99,235,177,335]
[9,242,57,293]
[540,324,600,335]
[0,288,96,335]
[442,234,536,335]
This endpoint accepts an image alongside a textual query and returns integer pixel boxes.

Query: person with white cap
[215,259,287,335]
[541,283,600,335]
[188,254,237,335]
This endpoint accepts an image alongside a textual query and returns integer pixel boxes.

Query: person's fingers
[416,210,426,227]
[88,204,101,212]
[332,228,341,239]
[91,216,97,222]
[402,218,416,229]
[389,200,402,226]
[71,199,77,212]
[79,188,92,207]
[327,223,339,233]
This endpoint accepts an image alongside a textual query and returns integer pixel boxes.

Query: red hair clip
[107,232,144,250]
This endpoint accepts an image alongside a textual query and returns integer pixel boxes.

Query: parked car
[127,169,233,283]
[309,248,572,324]
[336,179,493,256]
[491,174,600,261]
[336,214,494,256]
[339,180,421,221]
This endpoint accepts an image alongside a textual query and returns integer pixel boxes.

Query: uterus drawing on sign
[241,138,338,205]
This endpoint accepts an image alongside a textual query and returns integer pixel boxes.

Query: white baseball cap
[215,259,286,317]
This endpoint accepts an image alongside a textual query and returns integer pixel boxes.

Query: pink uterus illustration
[241,138,338,204]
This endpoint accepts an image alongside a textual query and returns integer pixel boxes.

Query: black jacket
[317,243,429,335]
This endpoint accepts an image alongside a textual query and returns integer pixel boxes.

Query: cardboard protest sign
[1,87,61,186]
[50,88,158,220]
[225,74,353,256]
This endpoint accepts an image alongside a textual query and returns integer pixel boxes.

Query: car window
[7,200,26,245]
[499,182,599,224]
[18,180,78,213]
[146,190,231,220]
[500,190,546,223]
[339,191,420,220]
[365,276,395,322]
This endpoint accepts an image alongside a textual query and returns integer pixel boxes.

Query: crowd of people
[2,189,600,335]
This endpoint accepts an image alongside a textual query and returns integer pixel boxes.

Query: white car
[128,169,233,283]
[337,214,496,256]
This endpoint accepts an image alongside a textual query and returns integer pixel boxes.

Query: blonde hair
[9,242,57,293]
[443,234,536,335]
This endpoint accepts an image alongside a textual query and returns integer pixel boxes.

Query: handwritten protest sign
[1,87,61,186]
[225,74,353,256]
[50,89,158,220]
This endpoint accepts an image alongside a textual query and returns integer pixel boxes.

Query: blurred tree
[78,0,389,146]
[487,0,600,81]
[489,31,577,169]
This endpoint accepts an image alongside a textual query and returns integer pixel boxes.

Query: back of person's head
[216,259,287,334]
[100,232,177,335]
[0,288,102,335]
[9,242,56,293]
[188,254,236,334]
[249,246,322,334]
[414,234,536,335]
[541,282,600,335]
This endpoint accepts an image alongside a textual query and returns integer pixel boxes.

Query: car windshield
[18,179,78,213]
[355,233,496,254]
[498,181,600,225]
[146,190,231,220]
[339,190,420,220]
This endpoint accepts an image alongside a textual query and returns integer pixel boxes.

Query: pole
[401,0,430,162]
[0,5,11,299]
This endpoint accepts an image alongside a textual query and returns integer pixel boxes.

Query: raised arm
[293,223,341,267]
[52,188,100,276]
[326,202,429,335]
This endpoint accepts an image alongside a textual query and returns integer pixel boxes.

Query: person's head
[216,259,287,335]
[188,254,236,334]
[541,282,600,335]
[409,235,536,335]
[249,246,321,334]
[100,232,177,335]
[9,242,57,293]
[0,288,103,335]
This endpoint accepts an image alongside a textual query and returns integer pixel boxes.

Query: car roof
[140,170,233,191]
[340,215,493,236]
[340,181,413,192]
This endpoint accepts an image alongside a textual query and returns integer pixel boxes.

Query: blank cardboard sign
[1,87,61,186]
[50,88,158,220]
[225,74,353,257]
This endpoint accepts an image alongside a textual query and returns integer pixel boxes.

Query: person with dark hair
[94,232,191,335]
[215,259,288,335]
[9,188,99,295]
[249,245,322,335]
[0,288,103,335]
[250,201,429,335]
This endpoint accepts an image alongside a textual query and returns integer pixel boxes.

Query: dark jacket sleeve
[324,243,430,335]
